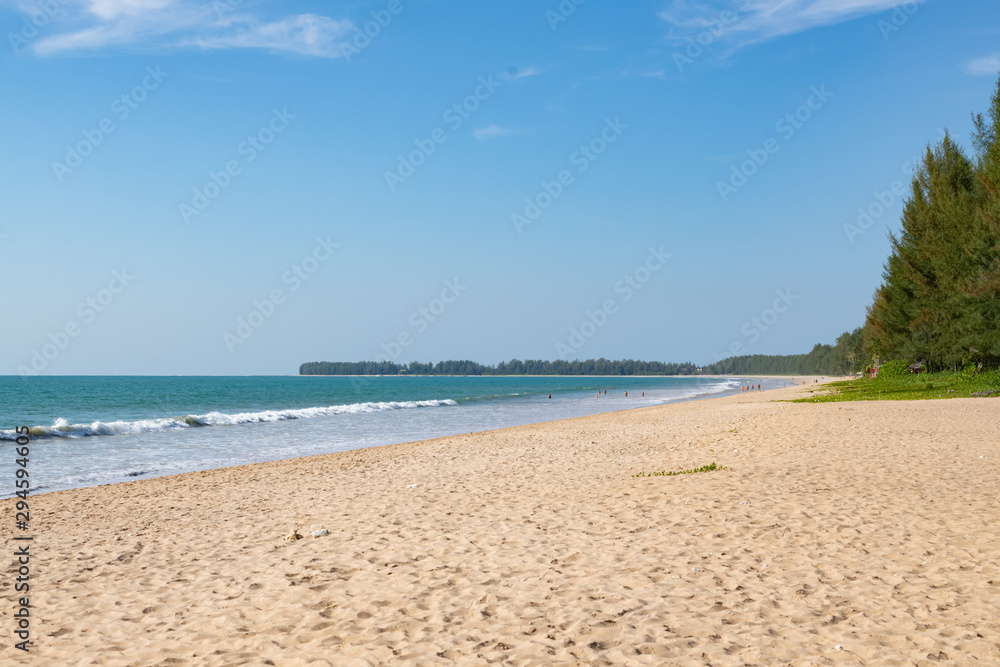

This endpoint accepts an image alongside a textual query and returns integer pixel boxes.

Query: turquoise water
[0,375,777,495]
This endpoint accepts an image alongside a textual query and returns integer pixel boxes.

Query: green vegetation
[864,76,1000,371]
[300,338,866,376]
[875,359,910,379]
[300,359,703,376]
[706,328,866,376]
[632,462,724,478]
[795,367,1000,403]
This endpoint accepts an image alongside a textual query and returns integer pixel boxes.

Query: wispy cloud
[88,0,173,20]
[20,0,355,57]
[965,55,1000,77]
[613,66,667,80]
[473,125,529,141]
[503,66,543,81]
[189,14,354,57]
[660,0,919,48]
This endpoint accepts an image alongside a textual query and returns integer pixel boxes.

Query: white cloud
[965,55,1000,77]
[191,15,354,57]
[660,0,920,47]
[22,0,355,57]
[503,66,543,81]
[87,0,172,20]
[473,125,528,141]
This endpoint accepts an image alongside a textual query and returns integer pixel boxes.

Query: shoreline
[7,378,996,664]
[17,375,808,499]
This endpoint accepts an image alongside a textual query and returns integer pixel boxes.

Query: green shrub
[878,359,910,379]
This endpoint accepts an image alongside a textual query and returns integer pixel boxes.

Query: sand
[3,379,999,665]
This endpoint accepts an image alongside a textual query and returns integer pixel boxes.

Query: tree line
[300,359,703,376]
[706,328,865,376]
[864,75,1000,371]
[299,334,867,376]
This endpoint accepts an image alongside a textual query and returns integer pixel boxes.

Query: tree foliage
[703,328,865,376]
[299,331,869,377]
[865,75,1000,369]
[300,359,702,376]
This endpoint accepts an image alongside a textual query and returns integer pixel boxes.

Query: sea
[0,375,789,496]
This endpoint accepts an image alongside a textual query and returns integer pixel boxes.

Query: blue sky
[2,0,999,375]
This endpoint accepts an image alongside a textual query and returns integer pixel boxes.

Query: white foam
[0,399,459,440]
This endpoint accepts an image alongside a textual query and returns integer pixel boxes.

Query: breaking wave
[0,399,459,441]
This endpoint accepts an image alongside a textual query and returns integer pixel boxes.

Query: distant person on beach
[624,391,628,397]
[757,384,761,391]
[548,394,551,399]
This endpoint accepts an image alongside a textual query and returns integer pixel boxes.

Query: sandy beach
[4,379,999,665]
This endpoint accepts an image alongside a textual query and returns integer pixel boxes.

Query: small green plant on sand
[633,462,724,478]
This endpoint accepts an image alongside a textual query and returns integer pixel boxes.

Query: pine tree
[864,133,980,370]
[864,75,1000,370]
[968,74,1000,363]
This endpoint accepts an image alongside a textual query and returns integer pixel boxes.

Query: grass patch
[794,368,1000,403]
[632,462,724,478]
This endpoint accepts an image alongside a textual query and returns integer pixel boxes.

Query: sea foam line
[0,399,458,440]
